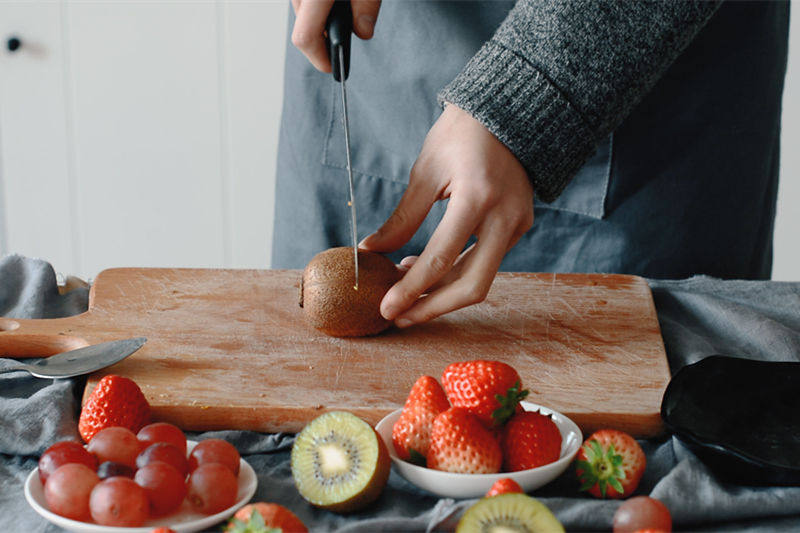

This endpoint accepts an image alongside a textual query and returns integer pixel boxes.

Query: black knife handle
[326,0,352,82]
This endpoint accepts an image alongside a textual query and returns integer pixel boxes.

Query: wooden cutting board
[0,268,670,437]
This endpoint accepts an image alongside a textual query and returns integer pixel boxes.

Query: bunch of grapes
[39,422,241,527]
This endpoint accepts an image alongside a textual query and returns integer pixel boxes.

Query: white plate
[375,401,582,499]
[25,440,258,533]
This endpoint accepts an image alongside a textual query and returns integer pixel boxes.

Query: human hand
[360,104,534,327]
[291,0,381,73]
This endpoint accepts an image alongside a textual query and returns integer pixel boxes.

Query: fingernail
[381,303,397,320]
[358,233,375,248]
[358,15,376,36]
[395,318,413,328]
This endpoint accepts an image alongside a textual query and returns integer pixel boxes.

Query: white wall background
[0,1,798,281]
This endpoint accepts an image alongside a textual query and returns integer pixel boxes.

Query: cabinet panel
[65,2,226,276]
[0,2,74,272]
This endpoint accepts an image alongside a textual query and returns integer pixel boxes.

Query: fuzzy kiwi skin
[300,247,402,337]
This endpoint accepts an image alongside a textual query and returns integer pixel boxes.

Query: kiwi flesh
[291,411,390,513]
[300,247,401,337]
[456,493,564,533]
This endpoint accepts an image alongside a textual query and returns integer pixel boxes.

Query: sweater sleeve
[438,0,721,202]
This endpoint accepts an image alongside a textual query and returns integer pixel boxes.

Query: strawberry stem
[490,380,529,426]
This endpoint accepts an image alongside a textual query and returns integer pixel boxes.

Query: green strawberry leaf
[578,477,597,492]
[249,509,267,530]
[590,440,604,459]
[408,448,427,467]
[490,380,530,426]
[226,517,248,533]
[597,478,608,497]
[608,476,624,495]
[224,508,282,533]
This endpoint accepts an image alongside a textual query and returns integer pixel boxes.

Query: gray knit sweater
[439,0,721,203]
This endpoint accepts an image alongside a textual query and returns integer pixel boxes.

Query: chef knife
[326,0,359,289]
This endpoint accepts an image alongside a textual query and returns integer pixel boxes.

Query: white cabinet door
[0,2,74,272]
[0,1,287,279]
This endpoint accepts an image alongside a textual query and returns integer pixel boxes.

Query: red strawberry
[392,376,450,464]
[427,407,502,474]
[501,410,562,471]
[79,375,151,443]
[575,429,646,499]
[485,477,523,497]
[226,502,308,533]
[441,360,528,428]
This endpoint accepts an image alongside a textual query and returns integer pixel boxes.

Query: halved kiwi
[456,493,564,533]
[300,247,401,337]
[291,411,390,513]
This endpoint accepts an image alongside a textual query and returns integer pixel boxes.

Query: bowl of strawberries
[374,360,582,498]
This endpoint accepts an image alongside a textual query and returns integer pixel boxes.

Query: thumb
[360,179,435,253]
[351,0,381,39]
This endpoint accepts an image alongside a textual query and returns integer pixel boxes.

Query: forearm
[439,0,721,202]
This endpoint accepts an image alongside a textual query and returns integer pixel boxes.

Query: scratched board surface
[0,268,670,437]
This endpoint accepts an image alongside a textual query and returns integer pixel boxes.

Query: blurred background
[0,1,797,281]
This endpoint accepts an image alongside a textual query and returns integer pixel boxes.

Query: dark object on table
[662,355,800,486]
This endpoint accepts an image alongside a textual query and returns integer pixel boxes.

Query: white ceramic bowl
[24,440,258,533]
[375,401,582,499]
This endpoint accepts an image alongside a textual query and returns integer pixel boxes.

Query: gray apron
[272,1,789,280]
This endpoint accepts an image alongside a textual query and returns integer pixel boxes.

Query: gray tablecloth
[1,254,799,532]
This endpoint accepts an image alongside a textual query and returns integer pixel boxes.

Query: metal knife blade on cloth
[326,0,359,289]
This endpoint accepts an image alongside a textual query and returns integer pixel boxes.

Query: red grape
[97,461,135,480]
[137,442,189,476]
[186,463,238,514]
[44,463,99,521]
[87,427,143,469]
[89,477,150,527]
[137,422,187,455]
[39,440,97,485]
[134,461,187,516]
[613,496,672,533]
[188,438,240,475]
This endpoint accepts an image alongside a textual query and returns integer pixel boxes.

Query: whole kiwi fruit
[300,247,402,337]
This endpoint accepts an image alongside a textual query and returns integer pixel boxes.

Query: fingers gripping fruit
[79,375,151,443]
[575,429,646,499]
[427,407,502,474]
[485,477,523,497]
[392,375,451,465]
[441,360,529,427]
[502,410,562,472]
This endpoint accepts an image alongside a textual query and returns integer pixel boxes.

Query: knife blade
[326,1,359,290]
